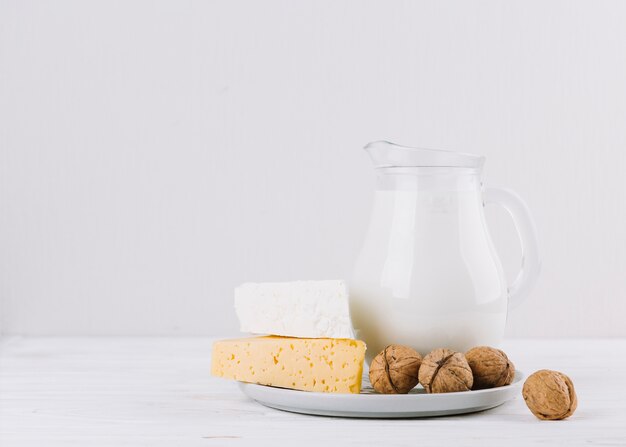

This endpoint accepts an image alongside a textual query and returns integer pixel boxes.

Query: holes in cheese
[211,336,366,394]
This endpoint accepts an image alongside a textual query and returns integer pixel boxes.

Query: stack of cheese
[211,280,367,394]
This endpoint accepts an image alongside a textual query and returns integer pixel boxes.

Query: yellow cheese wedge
[211,336,366,394]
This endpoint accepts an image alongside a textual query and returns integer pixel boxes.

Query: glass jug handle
[484,188,541,309]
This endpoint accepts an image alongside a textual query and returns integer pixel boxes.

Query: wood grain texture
[0,337,624,446]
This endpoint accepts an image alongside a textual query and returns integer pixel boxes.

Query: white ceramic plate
[239,371,524,418]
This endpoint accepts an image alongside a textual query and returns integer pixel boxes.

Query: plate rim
[238,371,525,418]
[239,370,525,400]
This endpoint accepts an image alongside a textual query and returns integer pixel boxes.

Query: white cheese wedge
[234,280,354,338]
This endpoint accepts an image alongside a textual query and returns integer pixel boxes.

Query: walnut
[418,348,473,393]
[522,370,577,420]
[369,345,422,394]
[465,346,515,390]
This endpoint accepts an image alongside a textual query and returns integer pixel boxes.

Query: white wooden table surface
[0,337,624,446]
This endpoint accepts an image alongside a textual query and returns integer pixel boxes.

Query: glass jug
[350,141,540,361]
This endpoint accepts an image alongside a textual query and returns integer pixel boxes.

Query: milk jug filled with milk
[350,141,540,360]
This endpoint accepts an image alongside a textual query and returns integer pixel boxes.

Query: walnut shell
[369,345,422,394]
[522,370,577,420]
[465,346,515,390]
[418,348,473,393]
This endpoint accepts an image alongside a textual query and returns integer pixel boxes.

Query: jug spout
[364,140,485,169]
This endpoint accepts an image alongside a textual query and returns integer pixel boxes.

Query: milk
[350,186,508,361]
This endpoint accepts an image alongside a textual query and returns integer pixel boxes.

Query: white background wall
[1,0,625,337]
